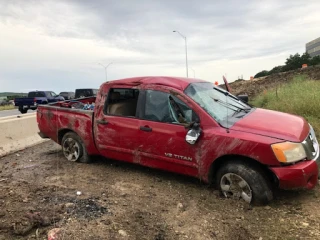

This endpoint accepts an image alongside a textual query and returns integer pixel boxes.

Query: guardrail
[0,114,48,157]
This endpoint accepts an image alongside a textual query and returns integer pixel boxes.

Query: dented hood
[232,108,309,142]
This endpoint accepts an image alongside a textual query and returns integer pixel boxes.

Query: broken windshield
[184,82,252,124]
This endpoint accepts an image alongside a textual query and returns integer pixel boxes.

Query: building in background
[306,37,320,57]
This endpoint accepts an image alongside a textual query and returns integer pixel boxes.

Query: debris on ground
[48,228,62,240]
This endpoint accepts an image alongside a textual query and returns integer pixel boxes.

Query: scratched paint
[37,76,318,193]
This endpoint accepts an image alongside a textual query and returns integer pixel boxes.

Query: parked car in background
[37,76,319,205]
[15,91,64,114]
[59,92,75,100]
[75,88,98,99]
[0,99,9,106]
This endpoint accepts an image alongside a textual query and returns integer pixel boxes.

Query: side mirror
[185,122,201,145]
[237,94,248,103]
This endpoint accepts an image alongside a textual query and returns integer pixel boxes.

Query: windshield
[185,82,251,124]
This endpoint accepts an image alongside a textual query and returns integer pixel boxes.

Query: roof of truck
[103,76,207,90]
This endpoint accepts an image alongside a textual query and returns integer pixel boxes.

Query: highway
[0,109,36,118]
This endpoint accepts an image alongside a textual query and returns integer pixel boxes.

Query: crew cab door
[94,86,142,162]
[137,87,202,177]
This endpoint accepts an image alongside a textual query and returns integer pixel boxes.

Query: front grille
[302,126,319,160]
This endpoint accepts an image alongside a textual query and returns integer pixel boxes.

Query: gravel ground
[0,141,320,240]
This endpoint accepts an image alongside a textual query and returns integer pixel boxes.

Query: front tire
[216,162,273,205]
[61,132,91,163]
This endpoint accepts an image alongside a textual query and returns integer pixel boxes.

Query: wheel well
[58,129,74,144]
[208,155,278,188]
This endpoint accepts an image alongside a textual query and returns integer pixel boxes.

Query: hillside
[225,65,320,98]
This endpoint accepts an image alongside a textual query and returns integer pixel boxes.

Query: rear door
[137,87,202,177]
[94,86,142,163]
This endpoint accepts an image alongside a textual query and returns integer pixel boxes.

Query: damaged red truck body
[37,76,320,204]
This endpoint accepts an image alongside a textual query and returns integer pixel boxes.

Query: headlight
[271,142,306,163]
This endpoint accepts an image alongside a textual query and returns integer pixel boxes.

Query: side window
[46,92,52,97]
[104,88,140,117]
[144,90,198,124]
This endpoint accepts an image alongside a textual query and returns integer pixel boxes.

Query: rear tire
[216,161,273,205]
[19,107,28,114]
[61,132,91,163]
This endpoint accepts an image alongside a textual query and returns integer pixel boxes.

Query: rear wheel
[19,107,28,114]
[216,162,273,205]
[61,132,91,163]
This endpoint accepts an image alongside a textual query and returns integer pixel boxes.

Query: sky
[0,0,319,93]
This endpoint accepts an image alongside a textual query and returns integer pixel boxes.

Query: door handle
[96,119,108,125]
[140,126,152,132]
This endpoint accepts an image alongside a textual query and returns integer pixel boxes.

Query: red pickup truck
[37,76,319,204]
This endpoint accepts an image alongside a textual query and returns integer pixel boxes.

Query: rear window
[28,92,45,97]
[103,88,139,117]
[76,89,98,98]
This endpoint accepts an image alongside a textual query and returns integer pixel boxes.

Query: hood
[232,108,309,142]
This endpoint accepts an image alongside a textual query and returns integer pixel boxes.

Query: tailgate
[14,98,34,106]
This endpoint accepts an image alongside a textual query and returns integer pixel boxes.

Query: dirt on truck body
[1,142,320,239]
[37,76,319,206]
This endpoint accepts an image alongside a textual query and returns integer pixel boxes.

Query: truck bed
[37,97,99,155]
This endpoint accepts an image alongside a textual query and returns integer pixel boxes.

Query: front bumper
[271,157,319,190]
[271,125,320,189]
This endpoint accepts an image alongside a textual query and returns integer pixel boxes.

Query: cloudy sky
[0,0,319,93]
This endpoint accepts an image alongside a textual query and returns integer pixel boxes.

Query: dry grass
[0,105,15,111]
[252,75,320,135]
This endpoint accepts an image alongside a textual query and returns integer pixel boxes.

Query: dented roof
[101,76,206,91]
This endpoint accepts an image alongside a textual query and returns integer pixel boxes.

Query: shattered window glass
[144,90,196,124]
[185,82,251,123]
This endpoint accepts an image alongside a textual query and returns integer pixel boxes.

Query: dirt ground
[221,65,320,98]
[1,141,320,240]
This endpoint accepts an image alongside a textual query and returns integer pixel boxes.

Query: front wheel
[216,162,273,205]
[61,132,91,163]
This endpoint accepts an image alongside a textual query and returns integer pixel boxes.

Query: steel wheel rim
[220,173,252,203]
[62,138,80,162]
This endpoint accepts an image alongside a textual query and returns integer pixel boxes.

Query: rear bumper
[38,132,49,139]
[270,158,319,190]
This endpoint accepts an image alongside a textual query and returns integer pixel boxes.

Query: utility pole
[173,30,188,78]
[98,62,113,81]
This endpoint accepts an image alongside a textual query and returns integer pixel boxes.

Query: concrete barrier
[0,114,48,157]
[0,112,36,121]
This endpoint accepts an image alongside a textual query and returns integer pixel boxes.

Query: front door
[138,89,202,177]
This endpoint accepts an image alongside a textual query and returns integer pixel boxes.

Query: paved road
[0,109,36,118]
